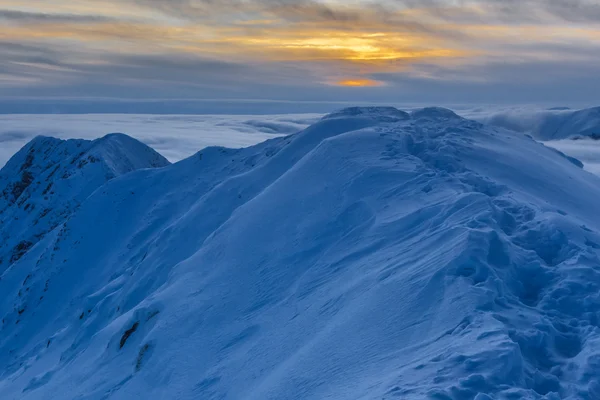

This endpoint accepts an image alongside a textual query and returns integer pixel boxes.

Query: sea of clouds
[0,114,321,167]
[2,106,599,175]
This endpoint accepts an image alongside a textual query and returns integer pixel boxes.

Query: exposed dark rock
[119,322,139,349]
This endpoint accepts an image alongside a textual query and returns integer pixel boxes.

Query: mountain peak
[411,106,463,120]
[322,106,410,122]
[0,133,169,273]
[87,133,170,175]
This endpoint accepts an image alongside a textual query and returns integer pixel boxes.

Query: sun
[336,78,383,87]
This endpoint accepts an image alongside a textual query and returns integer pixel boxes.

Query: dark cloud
[392,0,600,24]
[370,58,600,104]
[0,131,34,143]
[125,0,600,25]
[480,0,600,24]
[0,40,73,84]
[543,0,600,23]
[125,0,441,36]
[72,52,314,93]
[0,9,118,24]
[0,41,321,102]
[0,40,64,58]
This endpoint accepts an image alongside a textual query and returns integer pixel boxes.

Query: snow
[545,140,600,177]
[1,107,600,399]
[452,105,600,177]
[322,106,409,122]
[412,107,462,121]
[0,134,169,275]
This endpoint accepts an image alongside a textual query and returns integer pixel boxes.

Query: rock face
[0,133,169,273]
[1,108,600,399]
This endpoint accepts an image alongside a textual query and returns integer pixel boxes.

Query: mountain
[549,107,600,140]
[1,108,600,399]
[476,106,600,140]
[0,133,170,275]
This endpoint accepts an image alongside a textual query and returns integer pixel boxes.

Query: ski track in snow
[0,107,600,399]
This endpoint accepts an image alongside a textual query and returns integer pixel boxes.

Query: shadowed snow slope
[0,133,170,275]
[2,107,600,399]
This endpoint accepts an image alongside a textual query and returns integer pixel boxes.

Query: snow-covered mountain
[0,133,170,275]
[1,108,600,399]
[474,106,600,140]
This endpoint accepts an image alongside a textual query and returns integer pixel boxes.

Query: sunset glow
[1,0,599,105]
[336,79,383,87]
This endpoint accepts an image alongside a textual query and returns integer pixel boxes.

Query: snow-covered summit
[322,106,410,122]
[1,112,600,399]
[322,106,464,124]
[411,106,463,121]
[0,133,169,274]
[84,133,170,175]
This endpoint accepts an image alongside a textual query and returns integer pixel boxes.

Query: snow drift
[1,108,600,399]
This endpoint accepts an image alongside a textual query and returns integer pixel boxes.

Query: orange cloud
[2,0,600,89]
[335,78,383,87]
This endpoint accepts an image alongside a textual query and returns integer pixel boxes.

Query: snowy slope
[545,140,600,177]
[0,133,169,275]
[474,106,600,140]
[2,108,600,399]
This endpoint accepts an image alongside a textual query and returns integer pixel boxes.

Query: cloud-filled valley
[3,105,600,175]
[0,113,321,168]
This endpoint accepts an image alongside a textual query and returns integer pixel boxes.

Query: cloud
[4,107,600,179]
[1,0,599,104]
[125,0,600,25]
[335,78,383,87]
[0,113,320,167]
[390,0,600,24]
[0,9,118,23]
[0,130,32,143]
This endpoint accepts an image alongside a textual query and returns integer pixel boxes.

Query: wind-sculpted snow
[1,107,600,399]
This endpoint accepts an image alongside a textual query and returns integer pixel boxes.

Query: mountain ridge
[0,133,169,274]
[1,107,600,399]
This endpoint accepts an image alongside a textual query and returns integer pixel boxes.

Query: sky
[1,0,600,113]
